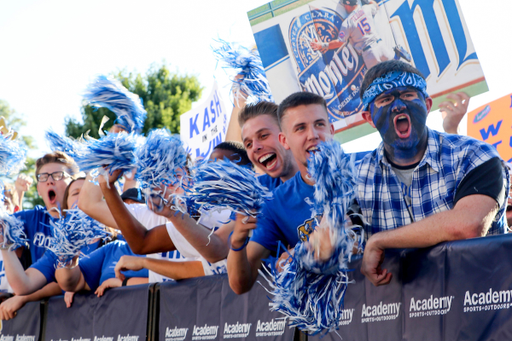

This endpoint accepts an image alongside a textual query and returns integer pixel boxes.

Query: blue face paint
[369,87,429,164]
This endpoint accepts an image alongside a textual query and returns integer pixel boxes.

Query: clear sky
[0,0,511,157]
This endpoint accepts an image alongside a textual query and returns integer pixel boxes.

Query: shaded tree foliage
[65,63,203,138]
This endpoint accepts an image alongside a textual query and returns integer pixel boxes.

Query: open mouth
[507,205,512,212]
[394,114,411,138]
[48,190,56,204]
[307,145,320,154]
[258,153,278,170]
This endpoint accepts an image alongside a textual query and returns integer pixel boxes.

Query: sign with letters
[467,93,512,163]
[180,82,229,159]
[248,0,487,141]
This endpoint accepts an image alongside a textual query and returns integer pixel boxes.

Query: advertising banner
[180,82,229,159]
[248,0,487,142]
[0,301,40,341]
[467,93,512,163]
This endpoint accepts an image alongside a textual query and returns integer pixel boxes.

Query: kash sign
[467,94,512,163]
[180,82,228,159]
[248,0,487,142]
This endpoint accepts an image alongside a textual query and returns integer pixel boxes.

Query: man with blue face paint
[357,60,509,286]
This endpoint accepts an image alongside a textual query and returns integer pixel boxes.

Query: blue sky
[0,0,511,157]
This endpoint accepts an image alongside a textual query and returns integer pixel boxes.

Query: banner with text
[0,301,40,341]
[467,93,512,163]
[248,0,487,141]
[180,82,229,160]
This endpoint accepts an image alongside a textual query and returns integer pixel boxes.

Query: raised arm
[1,250,47,295]
[78,172,118,227]
[227,214,270,294]
[361,194,499,286]
[97,171,175,255]
[54,258,90,293]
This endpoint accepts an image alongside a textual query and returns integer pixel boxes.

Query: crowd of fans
[0,60,508,321]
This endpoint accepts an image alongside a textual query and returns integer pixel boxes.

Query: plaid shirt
[357,128,508,240]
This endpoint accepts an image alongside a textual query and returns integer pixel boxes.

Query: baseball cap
[121,188,146,204]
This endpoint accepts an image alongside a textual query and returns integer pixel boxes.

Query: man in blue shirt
[357,60,508,286]
[228,92,335,294]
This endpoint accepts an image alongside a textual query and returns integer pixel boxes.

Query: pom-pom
[212,40,274,104]
[0,134,27,176]
[83,75,147,134]
[264,140,360,335]
[184,159,272,217]
[73,132,141,176]
[0,211,28,251]
[135,128,188,191]
[45,130,85,159]
[46,209,111,268]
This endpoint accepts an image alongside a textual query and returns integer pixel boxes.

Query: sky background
[1,0,511,158]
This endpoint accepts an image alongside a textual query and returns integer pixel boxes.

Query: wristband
[228,231,250,252]
[122,278,129,287]
[321,42,329,49]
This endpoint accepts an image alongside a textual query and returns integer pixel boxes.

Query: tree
[65,63,203,138]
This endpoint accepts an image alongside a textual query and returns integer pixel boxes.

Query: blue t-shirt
[79,240,148,291]
[31,240,102,284]
[257,174,283,192]
[251,171,320,254]
[14,206,53,264]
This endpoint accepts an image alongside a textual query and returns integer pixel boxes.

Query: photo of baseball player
[310,0,411,69]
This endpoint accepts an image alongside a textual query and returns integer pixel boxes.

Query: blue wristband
[229,231,250,251]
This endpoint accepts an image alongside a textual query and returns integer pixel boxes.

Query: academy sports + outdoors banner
[44,284,149,341]
[467,93,512,163]
[248,0,488,142]
[180,82,229,160]
[0,301,40,341]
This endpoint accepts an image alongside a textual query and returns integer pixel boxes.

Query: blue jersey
[257,174,283,192]
[251,171,320,254]
[31,240,102,284]
[79,240,148,291]
[14,206,53,263]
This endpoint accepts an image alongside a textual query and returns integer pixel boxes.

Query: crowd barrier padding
[2,234,512,340]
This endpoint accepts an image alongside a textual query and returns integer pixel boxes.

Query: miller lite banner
[180,81,229,159]
[248,0,488,141]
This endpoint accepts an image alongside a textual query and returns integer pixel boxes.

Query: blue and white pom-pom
[73,132,141,178]
[264,140,359,335]
[45,130,85,159]
[135,128,188,191]
[0,134,27,176]
[212,40,274,104]
[184,159,272,217]
[47,209,111,268]
[0,210,28,251]
[83,75,147,134]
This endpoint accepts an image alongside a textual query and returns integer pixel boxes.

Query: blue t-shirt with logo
[14,205,53,264]
[251,171,320,254]
[31,240,102,284]
[79,240,148,291]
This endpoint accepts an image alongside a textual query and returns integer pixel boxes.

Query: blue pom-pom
[264,140,360,335]
[47,209,111,268]
[0,135,27,176]
[83,75,147,134]
[45,130,85,159]
[184,159,272,217]
[135,128,188,191]
[212,40,274,104]
[0,210,28,251]
[73,132,141,176]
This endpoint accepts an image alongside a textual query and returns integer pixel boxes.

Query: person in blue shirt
[14,151,79,264]
[228,92,337,294]
[357,60,508,286]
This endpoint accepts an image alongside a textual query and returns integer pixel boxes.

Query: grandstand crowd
[0,60,508,321]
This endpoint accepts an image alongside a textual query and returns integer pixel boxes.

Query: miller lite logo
[288,6,365,123]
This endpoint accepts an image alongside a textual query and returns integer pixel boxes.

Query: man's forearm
[227,243,262,295]
[143,258,204,280]
[2,250,44,295]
